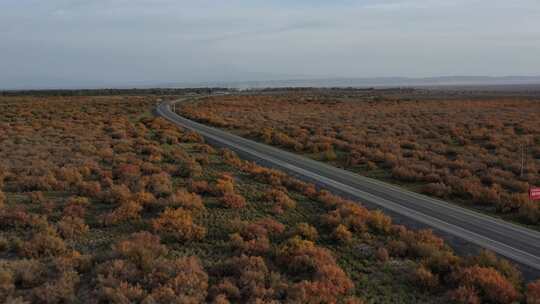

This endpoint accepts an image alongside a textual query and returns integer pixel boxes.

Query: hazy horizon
[2,1,540,89]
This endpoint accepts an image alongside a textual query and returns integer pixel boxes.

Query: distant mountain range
[4,76,540,91]
[168,76,540,89]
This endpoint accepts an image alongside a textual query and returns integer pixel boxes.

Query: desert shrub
[101,200,142,226]
[182,131,204,143]
[58,216,89,239]
[148,172,173,197]
[375,247,389,262]
[0,237,8,252]
[4,259,47,290]
[188,180,210,194]
[56,167,83,187]
[252,218,286,236]
[114,164,141,183]
[171,159,203,178]
[104,184,132,204]
[453,266,519,304]
[0,270,14,300]
[63,196,89,218]
[20,230,68,258]
[151,208,206,242]
[221,193,246,209]
[392,166,420,182]
[413,265,438,288]
[289,264,355,304]
[76,181,102,198]
[278,237,336,275]
[215,174,235,195]
[99,281,146,304]
[527,279,540,304]
[167,189,205,211]
[264,189,296,214]
[0,190,5,209]
[518,200,540,224]
[27,191,46,204]
[247,165,285,186]
[368,210,392,233]
[317,190,347,209]
[467,250,522,287]
[279,237,354,302]
[291,223,319,241]
[228,218,284,255]
[321,202,370,233]
[133,191,157,207]
[144,256,209,303]
[449,286,481,304]
[32,270,80,303]
[210,255,285,303]
[333,224,353,243]
[113,232,168,270]
[422,182,452,198]
[229,233,270,255]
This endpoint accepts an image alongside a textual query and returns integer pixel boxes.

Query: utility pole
[520,142,524,177]
[520,137,529,178]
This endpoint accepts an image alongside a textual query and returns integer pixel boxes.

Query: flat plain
[0,94,539,303]
[179,89,540,229]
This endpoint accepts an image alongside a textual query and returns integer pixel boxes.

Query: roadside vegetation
[0,95,538,303]
[179,91,540,228]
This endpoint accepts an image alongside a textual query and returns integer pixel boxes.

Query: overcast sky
[1,0,540,88]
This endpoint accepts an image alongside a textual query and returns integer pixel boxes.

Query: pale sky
[1,0,540,88]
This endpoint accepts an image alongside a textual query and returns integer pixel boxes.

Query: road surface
[156,99,540,274]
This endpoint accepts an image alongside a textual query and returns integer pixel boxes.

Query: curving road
[156,98,540,275]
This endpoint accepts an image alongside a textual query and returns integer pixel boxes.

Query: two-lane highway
[156,99,540,275]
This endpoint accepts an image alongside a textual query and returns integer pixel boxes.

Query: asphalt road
[156,99,540,274]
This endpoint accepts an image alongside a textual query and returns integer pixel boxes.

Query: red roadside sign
[529,187,540,201]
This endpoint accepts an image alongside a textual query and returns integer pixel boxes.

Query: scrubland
[0,95,538,303]
[179,91,540,227]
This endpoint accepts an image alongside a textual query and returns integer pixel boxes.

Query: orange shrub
[228,218,284,255]
[210,255,282,302]
[113,232,168,270]
[527,279,540,304]
[290,264,354,304]
[27,191,46,204]
[0,190,5,209]
[449,286,480,304]
[58,216,89,239]
[76,181,102,198]
[145,256,209,303]
[220,193,246,209]
[375,247,389,262]
[368,210,393,233]
[264,188,296,214]
[518,201,540,224]
[333,224,353,243]
[291,223,319,241]
[455,266,519,304]
[32,270,80,303]
[188,180,210,194]
[278,237,336,275]
[104,184,132,204]
[63,196,89,218]
[151,208,206,242]
[133,191,157,207]
[413,266,438,288]
[215,174,235,195]
[147,172,173,197]
[279,237,354,302]
[20,230,68,258]
[102,201,142,226]
[167,189,204,211]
